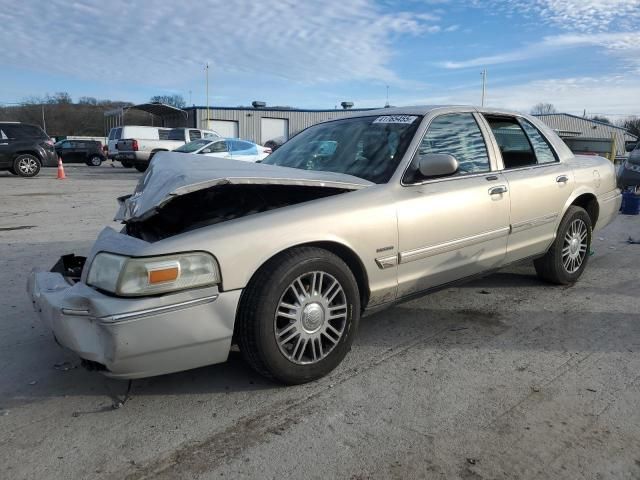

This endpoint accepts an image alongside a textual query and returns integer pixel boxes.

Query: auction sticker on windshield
[372,115,418,124]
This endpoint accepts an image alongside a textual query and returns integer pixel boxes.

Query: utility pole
[385,85,390,108]
[189,90,192,106]
[41,104,46,133]
[205,63,210,129]
[480,69,487,107]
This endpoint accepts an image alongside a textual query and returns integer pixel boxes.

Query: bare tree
[591,115,611,124]
[531,103,557,115]
[149,94,186,108]
[619,116,640,138]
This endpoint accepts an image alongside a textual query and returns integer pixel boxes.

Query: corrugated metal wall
[536,114,637,156]
[191,108,374,144]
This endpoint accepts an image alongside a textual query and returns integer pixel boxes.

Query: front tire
[13,154,41,177]
[237,247,360,384]
[134,162,148,172]
[534,206,592,285]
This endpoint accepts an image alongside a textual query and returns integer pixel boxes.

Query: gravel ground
[1,165,639,480]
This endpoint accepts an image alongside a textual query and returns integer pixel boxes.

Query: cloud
[379,75,640,116]
[477,0,640,32]
[441,32,640,72]
[0,0,443,89]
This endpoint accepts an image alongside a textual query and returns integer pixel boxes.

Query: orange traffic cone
[57,156,66,180]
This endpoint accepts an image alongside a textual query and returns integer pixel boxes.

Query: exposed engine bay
[125,184,349,242]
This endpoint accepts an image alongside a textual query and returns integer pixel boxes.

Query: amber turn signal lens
[148,267,180,284]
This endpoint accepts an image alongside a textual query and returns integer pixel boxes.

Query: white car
[174,138,272,162]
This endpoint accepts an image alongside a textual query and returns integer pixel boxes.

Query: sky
[1,0,639,116]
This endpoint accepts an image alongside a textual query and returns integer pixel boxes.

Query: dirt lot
[1,165,639,480]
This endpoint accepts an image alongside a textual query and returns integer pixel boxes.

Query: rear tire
[534,206,592,285]
[13,154,41,177]
[134,162,148,172]
[237,247,360,384]
[86,155,102,167]
[121,160,133,168]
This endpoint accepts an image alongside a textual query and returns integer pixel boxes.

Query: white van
[107,126,170,161]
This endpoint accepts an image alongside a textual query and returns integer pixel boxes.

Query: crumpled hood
[115,152,373,222]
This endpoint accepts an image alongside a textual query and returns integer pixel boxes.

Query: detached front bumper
[27,266,241,379]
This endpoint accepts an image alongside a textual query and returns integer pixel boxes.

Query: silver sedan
[29,106,621,384]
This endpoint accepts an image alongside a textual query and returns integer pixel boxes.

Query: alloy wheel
[562,218,588,273]
[274,271,348,365]
[18,157,38,175]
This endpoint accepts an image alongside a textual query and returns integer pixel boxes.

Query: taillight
[132,139,139,151]
[263,148,272,154]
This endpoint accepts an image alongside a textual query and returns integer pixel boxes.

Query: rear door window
[519,119,558,164]
[484,116,537,169]
[189,130,202,141]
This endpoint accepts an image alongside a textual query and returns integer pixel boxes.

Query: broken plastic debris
[53,361,75,371]
[28,380,37,386]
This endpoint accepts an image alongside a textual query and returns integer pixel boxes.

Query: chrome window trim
[478,112,562,171]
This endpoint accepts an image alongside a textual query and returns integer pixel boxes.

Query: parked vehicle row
[0,122,57,177]
[30,106,621,385]
[114,127,219,171]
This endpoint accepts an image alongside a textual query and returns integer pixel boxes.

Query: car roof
[341,105,530,118]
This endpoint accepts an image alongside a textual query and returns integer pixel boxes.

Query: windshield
[262,115,422,183]
[174,139,211,153]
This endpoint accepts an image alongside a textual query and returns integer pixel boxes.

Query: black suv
[55,139,106,166]
[0,122,57,177]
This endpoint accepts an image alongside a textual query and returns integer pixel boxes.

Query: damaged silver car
[28,106,621,384]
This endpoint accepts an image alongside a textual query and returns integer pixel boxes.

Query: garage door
[261,118,289,145]
[208,120,239,138]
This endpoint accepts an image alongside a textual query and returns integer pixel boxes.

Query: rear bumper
[116,152,149,162]
[42,148,58,167]
[28,269,241,379]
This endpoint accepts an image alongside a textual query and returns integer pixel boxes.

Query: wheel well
[231,241,371,344]
[13,150,41,161]
[301,241,370,311]
[570,194,599,227]
[246,241,370,311]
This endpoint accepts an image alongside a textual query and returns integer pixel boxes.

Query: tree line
[0,92,187,137]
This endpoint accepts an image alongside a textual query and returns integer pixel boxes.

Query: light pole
[480,69,487,107]
[205,63,210,129]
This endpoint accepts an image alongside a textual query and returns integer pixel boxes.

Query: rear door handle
[489,185,508,195]
[556,175,569,183]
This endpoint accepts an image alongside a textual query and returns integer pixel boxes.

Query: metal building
[161,105,376,145]
[535,113,637,157]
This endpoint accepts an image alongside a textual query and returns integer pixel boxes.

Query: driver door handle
[488,185,508,195]
[556,175,569,183]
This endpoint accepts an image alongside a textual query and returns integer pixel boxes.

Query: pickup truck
[116,127,219,171]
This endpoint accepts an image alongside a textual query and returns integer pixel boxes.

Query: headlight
[87,252,220,296]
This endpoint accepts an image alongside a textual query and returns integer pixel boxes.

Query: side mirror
[626,143,637,152]
[418,153,459,178]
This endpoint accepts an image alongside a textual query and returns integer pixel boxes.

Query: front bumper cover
[28,263,241,379]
